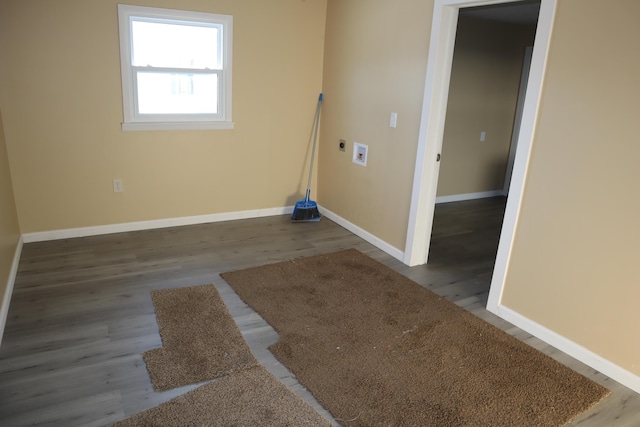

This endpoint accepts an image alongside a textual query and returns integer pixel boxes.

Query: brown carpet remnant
[142,284,257,391]
[111,365,333,427]
[221,248,611,427]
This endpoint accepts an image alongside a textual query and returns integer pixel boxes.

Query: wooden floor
[0,197,638,426]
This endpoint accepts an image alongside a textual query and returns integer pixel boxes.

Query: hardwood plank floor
[0,197,638,426]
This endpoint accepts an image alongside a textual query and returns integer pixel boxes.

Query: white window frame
[118,4,233,131]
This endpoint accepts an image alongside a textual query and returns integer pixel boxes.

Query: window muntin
[118,5,233,131]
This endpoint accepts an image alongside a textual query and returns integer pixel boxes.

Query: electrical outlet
[113,179,123,193]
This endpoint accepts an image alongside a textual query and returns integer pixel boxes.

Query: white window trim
[118,4,234,131]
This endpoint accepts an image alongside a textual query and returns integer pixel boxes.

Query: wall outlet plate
[113,178,123,193]
[353,142,368,167]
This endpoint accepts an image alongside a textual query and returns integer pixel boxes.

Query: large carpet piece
[111,365,333,427]
[142,284,257,391]
[221,249,610,427]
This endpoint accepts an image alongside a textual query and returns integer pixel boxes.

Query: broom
[291,93,323,222]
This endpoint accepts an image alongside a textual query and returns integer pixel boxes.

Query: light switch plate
[390,112,398,128]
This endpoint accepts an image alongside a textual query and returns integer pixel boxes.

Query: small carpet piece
[111,365,333,427]
[221,249,610,427]
[142,284,257,391]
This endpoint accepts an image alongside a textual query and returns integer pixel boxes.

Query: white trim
[496,304,640,395]
[403,1,459,266]
[22,207,293,243]
[487,0,557,312]
[0,236,23,346]
[318,206,405,262]
[435,190,505,204]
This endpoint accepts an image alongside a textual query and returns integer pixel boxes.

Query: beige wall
[437,15,536,197]
[319,0,433,250]
[0,110,21,302]
[0,0,326,233]
[502,0,640,375]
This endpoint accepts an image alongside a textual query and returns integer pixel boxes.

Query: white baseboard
[494,304,640,395]
[318,206,404,262]
[21,205,404,266]
[22,206,294,243]
[435,190,505,204]
[0,236,23,346]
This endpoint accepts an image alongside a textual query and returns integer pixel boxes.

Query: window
[118,5,233,131]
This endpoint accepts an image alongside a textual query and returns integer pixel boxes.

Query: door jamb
[504,45,534,195]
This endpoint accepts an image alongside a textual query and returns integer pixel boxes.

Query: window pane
[132,21,220,69]
[137,72,219,115]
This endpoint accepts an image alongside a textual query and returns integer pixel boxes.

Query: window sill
[121,121,235,132]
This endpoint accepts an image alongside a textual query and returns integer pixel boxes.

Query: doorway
[403,0,557,314]
[429,4,538,300]
[436,5,537,202]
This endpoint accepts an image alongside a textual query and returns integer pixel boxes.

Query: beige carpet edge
[142,284,257,391]
[110,364,333,427]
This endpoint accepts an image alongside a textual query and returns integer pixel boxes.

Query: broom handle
[305,93,323,201]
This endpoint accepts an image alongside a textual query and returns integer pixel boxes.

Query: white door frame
[403,0,557,313]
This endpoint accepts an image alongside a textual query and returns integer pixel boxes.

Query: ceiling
[461,1,541,26]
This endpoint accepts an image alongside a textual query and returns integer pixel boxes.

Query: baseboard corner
[0,235,23,345]
[318,206,405,262]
